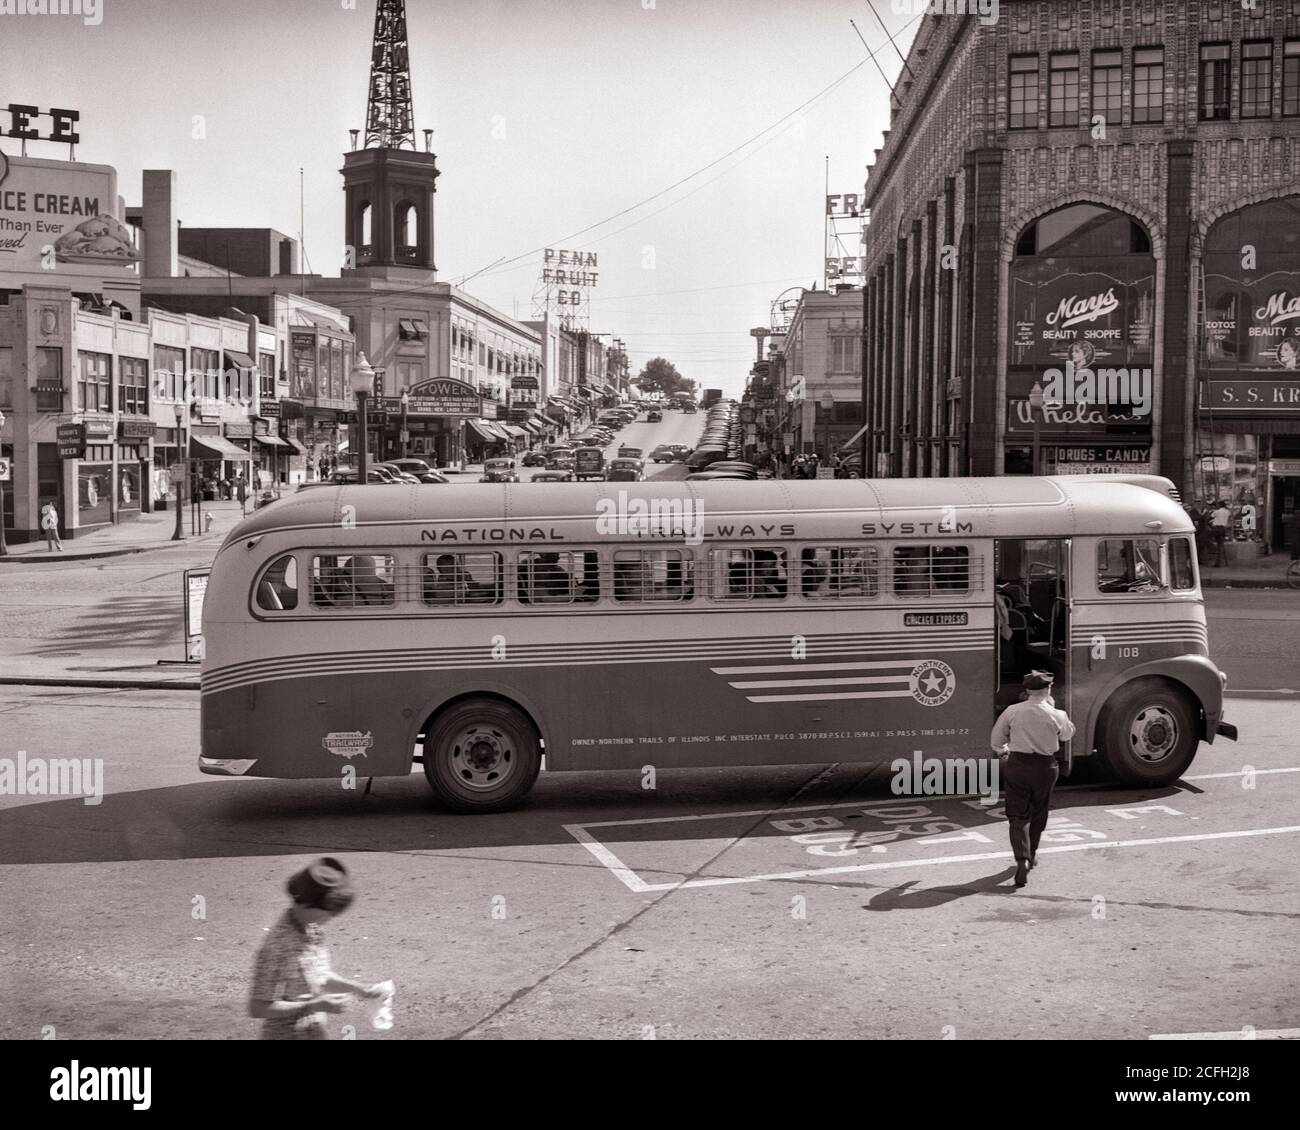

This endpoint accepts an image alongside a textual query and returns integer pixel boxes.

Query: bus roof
[222,477,1192,554]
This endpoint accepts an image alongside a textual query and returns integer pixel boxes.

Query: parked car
[480,458,519,484]
[521,450,549,467]
[650,445,675,463]
[373,463,422,484]
[606,458,645,482]
[319,469,389,486]
[530,469,574,483]
[386,458,437,477]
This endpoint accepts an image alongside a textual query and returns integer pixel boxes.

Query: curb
[0,536,227,565]
[0,676,199,691]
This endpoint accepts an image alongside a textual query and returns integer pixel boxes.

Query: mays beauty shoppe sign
[1010,263,1154,369]
[0,154,140,281]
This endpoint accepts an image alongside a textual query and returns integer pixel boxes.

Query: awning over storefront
[466,418,500,442]
[191,435,252,461]
[500,424,527,439]
[285,437,309,457]
[573,386,594,398]
[254,434,291,449]
[839,423,871,452]
[224,349,255,370]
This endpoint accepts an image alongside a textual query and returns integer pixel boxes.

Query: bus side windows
[893,545,971,596]
[256,554,298,611]
[801,547,879,599]
[422,552,502,607]
[1169,537,1197,591]
[518,551,599,605]
[613,550,693,603]
[310,554,396,608]
[712,548,788,600]
[1097,539,1164,594]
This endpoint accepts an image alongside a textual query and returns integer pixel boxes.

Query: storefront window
[1192,433,1268,513]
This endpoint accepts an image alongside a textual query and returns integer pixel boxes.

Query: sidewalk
[1198,545,1295,589]
[0,499,251,563]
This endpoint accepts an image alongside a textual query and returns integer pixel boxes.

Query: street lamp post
[351,352,376,483]
[820,388,835,470]
[1029,381,1045,475]
[171,402,185,541]
[400,388,410,460]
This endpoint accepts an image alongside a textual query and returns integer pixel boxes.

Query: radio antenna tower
[365,0,416,150]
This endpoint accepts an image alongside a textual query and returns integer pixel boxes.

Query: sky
[3,0,920,398]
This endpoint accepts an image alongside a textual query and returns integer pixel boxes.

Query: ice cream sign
[0,154,140,277]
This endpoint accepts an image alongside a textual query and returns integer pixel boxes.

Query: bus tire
[422,699,541,814]
[1095,679,1198,787]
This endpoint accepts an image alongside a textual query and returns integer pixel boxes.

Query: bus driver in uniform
[991,671,1076,888]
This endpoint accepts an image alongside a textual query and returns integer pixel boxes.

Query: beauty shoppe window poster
[1202,270,1300,371]
[1010,263,1155,370]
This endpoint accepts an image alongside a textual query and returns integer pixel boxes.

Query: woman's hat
[287,856,354,911]
[1023,670,1055,691]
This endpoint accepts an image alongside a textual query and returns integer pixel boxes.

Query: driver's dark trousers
[1001,751,1059,863]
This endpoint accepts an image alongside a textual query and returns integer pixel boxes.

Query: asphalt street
[1,410,1297,1039]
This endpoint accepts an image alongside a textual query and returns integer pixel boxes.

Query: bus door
[993,538,1072,737]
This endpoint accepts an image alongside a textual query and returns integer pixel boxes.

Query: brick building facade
[860,0,1300,546]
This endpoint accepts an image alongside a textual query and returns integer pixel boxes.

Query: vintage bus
[198,476,1237,812]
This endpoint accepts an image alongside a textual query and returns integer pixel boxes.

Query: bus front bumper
[198,756,258,776]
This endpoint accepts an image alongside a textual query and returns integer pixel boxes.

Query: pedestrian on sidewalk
[236,473,248,517]
[248,857,387,1040]
[1209,500,1231,567]
[991,670,1076,888]
[39,501,63,552]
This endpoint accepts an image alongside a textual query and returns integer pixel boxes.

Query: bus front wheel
[422,700,541,813]
[1095,679,1198,786]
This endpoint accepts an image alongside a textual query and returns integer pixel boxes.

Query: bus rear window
[310,554,397,608]
[712,548,788,599]
[1096,539,1164,593]
[1169,537,1196,591]
[256,555,298,611]
[422,552,502,606]
[518,551,599,604]
[801,547,879,598]
[893,546,970,595]
[613,550,694,602]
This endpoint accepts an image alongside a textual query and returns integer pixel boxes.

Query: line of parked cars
[684,400,761,481]
[299,458,451,489]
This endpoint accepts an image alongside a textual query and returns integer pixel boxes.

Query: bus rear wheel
[422,700,541,813]
[1095,679,1198,787]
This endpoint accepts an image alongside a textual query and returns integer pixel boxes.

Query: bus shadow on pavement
[0,760,1186,868]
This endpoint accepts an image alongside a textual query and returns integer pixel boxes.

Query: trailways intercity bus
[199,477,1238,813]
